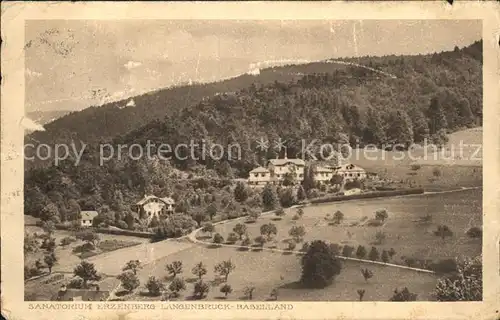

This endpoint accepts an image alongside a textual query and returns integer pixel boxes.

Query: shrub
[145,276,164,296]
[67,276,84,289]
[227,232,239,244]
[342,245,355,257]
[274,208,286,219]
[193,280,210,299]
[466,227,482,239]
[59,237,76,247]
[429,259,458,274]
[300,240,342,288]
[368,247,380,261]
[213,233,224,245]
[389,287,418,301]
[243,286,255,300]
[288,225,306,243]
[220,284,233,297]
[233,223,247,240]
[361,268,373,282]
[117,271,140,293]
[375,209,388,222]
[72,242,95,254]
[168,277,186,298]
[355,245,367,259]
[287,240,297,251]
[254,235,266,247]
[329,243,341,256]
[381,250,390,263]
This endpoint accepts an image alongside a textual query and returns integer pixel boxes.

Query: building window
[254,173,258,178]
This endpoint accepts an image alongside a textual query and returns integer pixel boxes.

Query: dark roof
[53,289,109,301]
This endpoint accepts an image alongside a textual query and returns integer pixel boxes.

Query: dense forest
[24,40,482,232]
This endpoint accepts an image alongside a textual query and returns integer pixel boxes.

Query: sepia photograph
[2,2,500,320]
[21,18,484,303]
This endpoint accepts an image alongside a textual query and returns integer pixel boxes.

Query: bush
[117,271,140,293]
[193,280,210,299]
[59,237,76,247]
[368,247,380,261]
[390,287,418,301]
[213,233,224,245]
[168,277,186,298]
[145,276,164,296]
[355,245,367,259]
[220,283,233,297]
[342,245,355,257]
[300,240,342,288]
[67,276,84,289]
[226,232,239,244]
[72,242,95,254]
[466,227,482,239]
[287,240,297,251]
[429,259,458,274]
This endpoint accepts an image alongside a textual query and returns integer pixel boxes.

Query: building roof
[337,163,365,171]
[161,197,175,205]
[53,288,109,301]
[314,166,334,173]
[80,211,98,220]
[136,195,175,206]
[249,166,270,173]
[268,158,306,166]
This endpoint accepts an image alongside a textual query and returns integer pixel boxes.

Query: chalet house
[313,166,334,184]
[267,156,306,183]
[333,163,367,181]
[131,195,175,223]
[248,166,271,186]
[80,211,98,227]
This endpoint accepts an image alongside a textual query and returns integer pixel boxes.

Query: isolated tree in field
[227,232,239,244]
[44,252,57,274]
[289,225,306,243]
[233,223,247,240]
[254,235,267,247]
[205,203,218,220]
[301,240,342,288]
[192,262,208,280]
[434,225,453,241]
[220,283,233,298]
[166,261,183,278]
[375,209,388,222]
[117,271,140,293]
[389,287,418,301]
[213,233,224,245]
[357,289,366,301]
[432,167,442,178]
[361,268,374,282]
[145,276,164,296]
[355,245,367,259]
[342,245,355,257]
[234,182,249,203]
[123,260,142,275]
[374,231,386,245]
[333,210,344,225]
[73,261,101,289]
[297,208,305,218]
[168,277,186,298]
[193,280,210,299]
[368,247,380,261]
[243,286,255,300]
[260,223,278,241]
[466,227,482,239]
[262,184,278,211]
[202,223,215,236]
[434,256,482,301]
[269,288,279,301]
[287,240,297,251]
[388,248,396,260]
[381,250,390,263]
[274,208,286,220]
[297,186,307,202]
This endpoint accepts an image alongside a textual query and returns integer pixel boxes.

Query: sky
[25,19,481,113]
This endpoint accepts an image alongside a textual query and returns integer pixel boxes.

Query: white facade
[80,211,98,227]
[131,195,175,224]
[248,167,271,186]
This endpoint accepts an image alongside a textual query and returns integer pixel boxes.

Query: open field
[117,246,438,301]
[210,188,482,264]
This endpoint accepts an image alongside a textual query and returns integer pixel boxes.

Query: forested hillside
[24,41,482,230]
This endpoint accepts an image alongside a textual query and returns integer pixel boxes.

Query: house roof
[314,166,334,173]
[80,211,98,220]
[268,158,306,166]
[136,195,175,206]
[53,289,109,301]
[337,163,365,171]
[250,166,270,173]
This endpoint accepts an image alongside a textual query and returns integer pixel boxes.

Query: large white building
[247,156,366,187]
[131,195,175,224]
